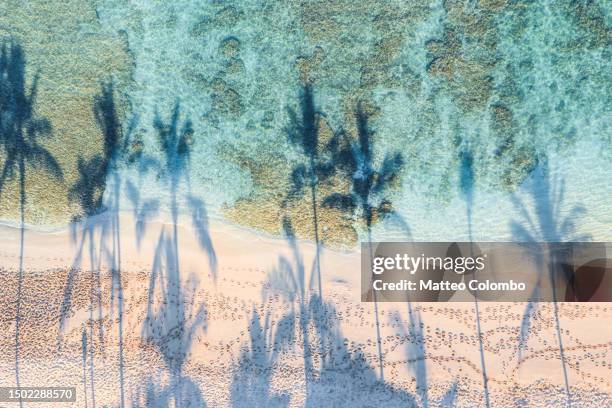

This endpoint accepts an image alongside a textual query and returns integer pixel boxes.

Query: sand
[0,211,610,407]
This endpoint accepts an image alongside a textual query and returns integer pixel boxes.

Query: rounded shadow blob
[564,259,608,301]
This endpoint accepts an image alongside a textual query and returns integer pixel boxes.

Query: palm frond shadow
[510,157,589,244]
[304,296,418,407]
[392,304,459,408]
[125,178,160,249]
[187,196,217,277]
[322,103,404,228]
[389,210,412,239]
[130,374,205,408]
[440,381,459,407]
[230,308,293,407]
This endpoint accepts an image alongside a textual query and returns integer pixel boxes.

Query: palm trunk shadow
[458,143,491,408]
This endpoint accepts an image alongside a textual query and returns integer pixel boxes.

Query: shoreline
[0,208,362,254]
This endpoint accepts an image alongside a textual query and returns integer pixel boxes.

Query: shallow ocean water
[91,0,612,243]
[0,0,132,226]
[0,1,606,241]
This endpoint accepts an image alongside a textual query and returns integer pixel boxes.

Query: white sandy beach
[0,211,611,407]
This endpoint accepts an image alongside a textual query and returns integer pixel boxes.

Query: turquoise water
[95,0,611,242]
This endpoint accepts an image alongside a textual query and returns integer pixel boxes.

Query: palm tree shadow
[134,103,216,407]
[60,80,125,407]
[94,81,131,408]
[322,102,404,381]
[0,40,63,195]
[510,155,590,407]
[284,84,342,297]
[0,39,63,407]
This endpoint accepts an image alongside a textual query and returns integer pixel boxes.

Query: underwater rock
[219,36,241,58]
